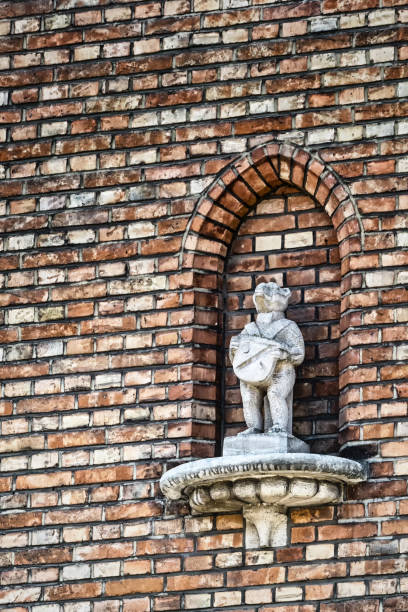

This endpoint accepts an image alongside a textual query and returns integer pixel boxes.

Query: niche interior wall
[223,187,341,455]
[0,0,408,610]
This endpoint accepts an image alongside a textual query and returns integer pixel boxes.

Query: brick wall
[0,0,408,609]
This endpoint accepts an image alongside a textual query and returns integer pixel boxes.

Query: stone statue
[227,282,306,453]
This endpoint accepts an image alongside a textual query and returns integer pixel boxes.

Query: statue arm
[276,323,305,366]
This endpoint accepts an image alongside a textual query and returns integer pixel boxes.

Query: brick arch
[179,142,364,458]
[182,142,364,267]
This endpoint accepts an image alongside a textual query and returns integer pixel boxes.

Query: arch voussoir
[218,190,249,218]
[219,168,238,188]
[331,184,349,208]
[190,215,233,244]
[182,141,364,268]
[332,200,355,228]
[229,177,258,207]
[232,154,252,175]
[274,143,296,182]
[238,166,271,198]
[265,142,280,160]
[291,148,312,189]
[206,204,241,231]
[337,218,362,243]
[277,154,292,183]
[207,181,224,202]
[251,155,281,191]
[304,167,321,196]
[315,175,333,208]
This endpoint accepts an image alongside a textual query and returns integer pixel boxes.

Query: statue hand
[274,348,286,361]
[269,342,286,360]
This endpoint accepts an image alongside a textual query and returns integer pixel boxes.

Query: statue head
[253,282,291,313]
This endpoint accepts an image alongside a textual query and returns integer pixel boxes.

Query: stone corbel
[160,453,367,548]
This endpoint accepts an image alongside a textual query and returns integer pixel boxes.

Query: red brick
[16,395,75,414]
[44,583,102,601]
[48,430,105,449]
[0,362,49,380]
[75,542,133,561]
[16,471,71,490]
[27,31,82,49]
[228,567,285,587]
[288,562,347,581]
[296,109,352,128]
[15,547,72,566]
[1,511,42,530]
[56,61,113,81]
[291,526,315,543]
[1,68,53,88]
[175,48,233,68]
[74,466,133,485]
[168,572,224,590]
[137,538,193,556]
[235,116,292,135]
[320,602,379,612]
[0,141,52,163]
[146,89,202,108]
[106,577,163,596]
[266,74,320,94]
[0,0,52,17]
[318,523,377,541]
[84,23,141,42]
[45,507,101,525]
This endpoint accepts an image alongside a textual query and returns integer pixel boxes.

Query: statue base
[160,453,367,549]
[223,432,309,456]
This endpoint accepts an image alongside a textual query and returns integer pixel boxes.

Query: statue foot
[266,426,287,435]
[238,427,262,436]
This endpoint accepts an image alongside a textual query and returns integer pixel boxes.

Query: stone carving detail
[161,452,367,549]
[229,282,304,436]
[225,282,308,455]
[160,282,367,549]
[188,475,341,548]
[190,477,340,514]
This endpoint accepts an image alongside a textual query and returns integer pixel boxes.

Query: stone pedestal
[160,453,367,548]
[223,432,309,456]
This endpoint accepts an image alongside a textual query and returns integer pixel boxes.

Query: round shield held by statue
[233,337,281,387]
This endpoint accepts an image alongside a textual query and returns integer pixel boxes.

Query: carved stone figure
[229,282,305,438]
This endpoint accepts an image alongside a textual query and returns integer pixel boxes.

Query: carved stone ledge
[160,453,367,548]
[188,475,340,514]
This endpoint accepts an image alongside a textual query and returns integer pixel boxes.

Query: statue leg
[239,382,263,435]
[266,367,295,433]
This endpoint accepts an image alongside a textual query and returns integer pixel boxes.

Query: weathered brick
[0,2,406,608]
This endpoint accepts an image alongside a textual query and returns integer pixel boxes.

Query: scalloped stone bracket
[187,474,342,548]
[160,453,367,549]
[244,505,288,548]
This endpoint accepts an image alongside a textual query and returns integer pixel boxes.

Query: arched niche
[223,186,341,455]
[178,141,364,459]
